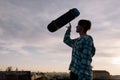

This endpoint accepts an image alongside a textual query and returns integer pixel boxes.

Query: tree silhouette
[6,66,12,71]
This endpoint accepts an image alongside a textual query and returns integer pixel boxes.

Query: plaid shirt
[63,29,95,80]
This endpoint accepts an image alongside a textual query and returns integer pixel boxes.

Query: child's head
[78,19,91,33]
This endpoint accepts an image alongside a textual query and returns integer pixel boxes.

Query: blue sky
[0,0,120,75]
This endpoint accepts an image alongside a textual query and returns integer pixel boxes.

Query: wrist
[67,28,71,32]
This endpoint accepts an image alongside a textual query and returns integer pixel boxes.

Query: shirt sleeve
[63,29,76,48]
[81,36,96,64]
[88,36,96,57]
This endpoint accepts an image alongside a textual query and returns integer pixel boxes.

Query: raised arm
[63,23,75,48]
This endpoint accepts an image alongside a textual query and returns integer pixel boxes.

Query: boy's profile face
[76,24,83,33]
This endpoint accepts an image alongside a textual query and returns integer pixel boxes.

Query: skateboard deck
[47,8,80,32]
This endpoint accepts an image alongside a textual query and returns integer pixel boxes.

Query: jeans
[70,72,78,80]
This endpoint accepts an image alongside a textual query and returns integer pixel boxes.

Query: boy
[63,19,95,80]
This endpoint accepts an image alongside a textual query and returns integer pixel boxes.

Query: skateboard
[47,8,80,32]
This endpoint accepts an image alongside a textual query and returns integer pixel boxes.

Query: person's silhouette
[63,19,96,80]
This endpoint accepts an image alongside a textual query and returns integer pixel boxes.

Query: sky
[0,0,120,75]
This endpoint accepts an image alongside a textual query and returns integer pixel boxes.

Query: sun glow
[113,57,120,64]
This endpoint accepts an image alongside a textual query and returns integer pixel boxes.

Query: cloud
[0,0,120,73]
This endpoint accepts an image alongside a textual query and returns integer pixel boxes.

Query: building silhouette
[93,70,111,80]
[0,71,31,80]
